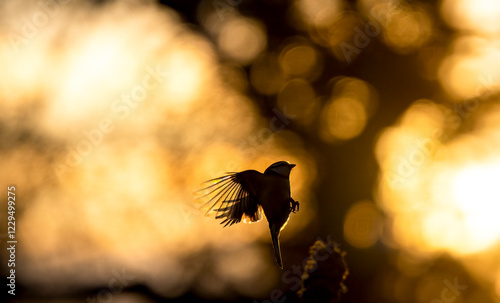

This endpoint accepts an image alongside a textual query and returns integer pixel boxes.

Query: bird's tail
[270,226,283,269]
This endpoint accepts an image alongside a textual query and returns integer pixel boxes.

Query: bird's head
[264,161,296,177]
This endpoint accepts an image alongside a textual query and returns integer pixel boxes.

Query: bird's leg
[289,198,299,213]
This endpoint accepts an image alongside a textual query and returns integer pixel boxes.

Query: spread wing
[196,170,263,227]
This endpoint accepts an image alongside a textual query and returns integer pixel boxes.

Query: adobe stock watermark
[8,0,73,53]
[253,235,337,303]
[86,268,135,303]
[212,0,243,21]
[386,75,497,189]
[52,64,169,180]
[340,0,410,63]
[430,277,467,303]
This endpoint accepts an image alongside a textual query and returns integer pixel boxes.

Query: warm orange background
[1,0,500,302]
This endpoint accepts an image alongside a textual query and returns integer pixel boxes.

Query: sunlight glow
[376,99,500,255]
[438,36,500,100]
[293,0,343,28]
[52,33,126,123]
[160,48,209,109]
[217,17,266,65]
[441,0,500,34]
[376,96,500,296]
[356,0,432,55]
[320,77,376,142]
[451,163,500,251]
[279,43,320,79]
[0,1,315,298]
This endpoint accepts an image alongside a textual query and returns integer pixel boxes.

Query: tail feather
[271,229,283,269]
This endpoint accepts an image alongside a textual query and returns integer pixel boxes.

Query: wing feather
[196,170,263,227]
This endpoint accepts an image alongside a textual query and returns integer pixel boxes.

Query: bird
[196,161,299,269]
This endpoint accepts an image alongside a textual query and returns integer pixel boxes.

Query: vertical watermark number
[6,185,17,296]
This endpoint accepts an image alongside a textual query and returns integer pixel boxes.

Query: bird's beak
[290,164,296,168]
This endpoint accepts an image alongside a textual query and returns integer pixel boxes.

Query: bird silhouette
[197,161,299,268]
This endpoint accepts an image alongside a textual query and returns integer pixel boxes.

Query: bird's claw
[289,199,299,213]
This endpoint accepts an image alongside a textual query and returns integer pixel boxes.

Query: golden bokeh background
[1,0,500,302]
